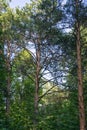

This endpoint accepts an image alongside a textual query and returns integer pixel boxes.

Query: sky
[10,0,68,8]
[10,0,87,8]
[10,0,30,8]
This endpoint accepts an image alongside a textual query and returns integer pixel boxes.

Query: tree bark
[6,40,11,128]
[34,39,41,130]
[76,0,86,130]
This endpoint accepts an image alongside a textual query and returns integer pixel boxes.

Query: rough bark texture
[76,0,86,130]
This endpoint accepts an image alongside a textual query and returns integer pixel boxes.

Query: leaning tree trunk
[75,0,86,130]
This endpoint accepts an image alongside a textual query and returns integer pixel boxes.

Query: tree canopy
[0,0,87,130]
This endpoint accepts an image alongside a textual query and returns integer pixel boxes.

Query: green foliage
[0,24,6,130]
[9,49,35,129]
[0,0,87,129]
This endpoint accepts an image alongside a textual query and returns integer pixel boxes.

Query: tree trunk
[76,0,86,130]
[34,39,41,130]
[6,40,11,128]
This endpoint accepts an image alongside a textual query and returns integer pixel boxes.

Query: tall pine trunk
[75,0,86,129]
[34,39,41,130]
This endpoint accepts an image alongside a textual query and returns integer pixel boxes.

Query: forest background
[0,0,87,130]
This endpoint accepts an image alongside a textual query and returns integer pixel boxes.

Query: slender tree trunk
[76,0,86,130]
[6,40,11,128]
[34,39,41,130]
